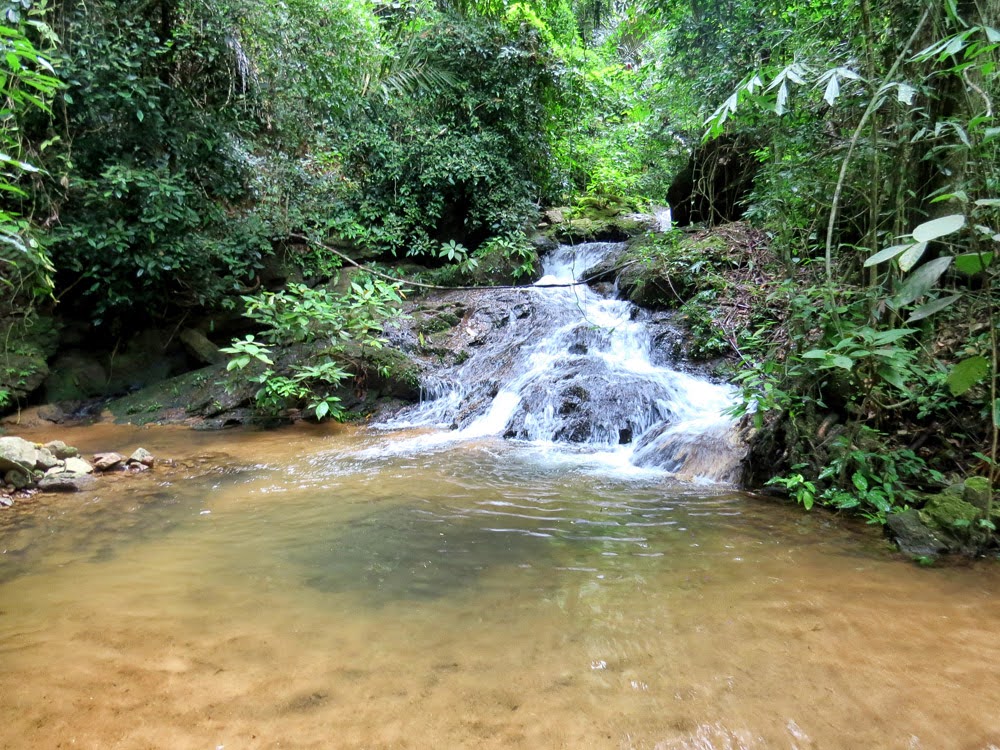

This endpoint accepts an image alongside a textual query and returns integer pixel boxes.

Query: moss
[962,476,992,511]
[919,489,981,533]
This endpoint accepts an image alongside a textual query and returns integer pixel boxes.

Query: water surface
[1,423,999,749]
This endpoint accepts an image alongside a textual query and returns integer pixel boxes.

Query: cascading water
[384,241,745,483]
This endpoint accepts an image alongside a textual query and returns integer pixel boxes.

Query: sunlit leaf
[898,241,929,272]
[864,243,912,267]
[912,214,965,242]
[896,83,916,105]
[823,75,839,107]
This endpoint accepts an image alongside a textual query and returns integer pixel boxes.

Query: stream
[1,242,1000,748]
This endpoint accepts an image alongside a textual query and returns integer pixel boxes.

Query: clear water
[2,422,999,749]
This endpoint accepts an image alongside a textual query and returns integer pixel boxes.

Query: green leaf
[852,472,869,492]
[898,241,929,272]
[907,294,961,322]
[946,356,989,396]
[871,328,917,345]
[877,364,908,391]
[956,250,996,274]
[892,257,953,308]
[830,355,854,370]
[864,243,913,267]
[801,349,829,359]
[974,198,1000,207]
[911,214,965,242]
[315,401,330,420]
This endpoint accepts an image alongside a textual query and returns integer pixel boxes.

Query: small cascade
[385,241,745,483]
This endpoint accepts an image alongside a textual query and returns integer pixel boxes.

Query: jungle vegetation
[1,0,998,531]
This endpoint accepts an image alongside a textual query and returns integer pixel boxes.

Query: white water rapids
[382,242,745,483]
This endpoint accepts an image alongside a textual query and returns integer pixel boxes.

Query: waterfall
[382,242,745,483]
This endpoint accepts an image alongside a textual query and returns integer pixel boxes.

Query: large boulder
[0,436,38,473]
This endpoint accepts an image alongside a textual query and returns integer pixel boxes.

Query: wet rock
[44,440,79,459]
[63,457,94,474]
[128,447,155,467]
[0,436,38,473]
[0,495,13,507]
[126,462,151,473]
[38,471,96,492]
[93,452,125,471]
[886,509,948,558]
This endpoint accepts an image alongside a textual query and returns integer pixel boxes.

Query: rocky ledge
[0,435,156,505]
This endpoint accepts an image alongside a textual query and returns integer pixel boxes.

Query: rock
[4,468,31,489]
[0,436,38,473]
[63,456,94,474]
[44,440,79,459]
[886,509,949,558]
[128,447,155,466]
[37,403,66,423]
[43,351,109,402]
[0,495,13,507]
[963,476,993,512]
[38,472,96,492]
[44,464,65,476]
[126,462,150,473]
[179,328,225,365]
[93,452,125,471]
[34,447,60,470]
[920,490,980,532]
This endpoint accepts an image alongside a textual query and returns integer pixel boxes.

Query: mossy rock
[0,313,59,410]
[963,476,993,512]
[106,365,240,425]
[919,488,981,533]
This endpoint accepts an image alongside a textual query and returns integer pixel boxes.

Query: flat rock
[0,436,38,473]
[93,452,124,471]
[63,456,94,474]
[38,472,96,492]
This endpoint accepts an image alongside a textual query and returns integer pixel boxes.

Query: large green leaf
[947,356,989,396]
[897,241,929,272]
[864,243,912,267]
[954,252,994,274]
[907,294,961,322]
[892,257,953,308]
[911,214,965,243]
